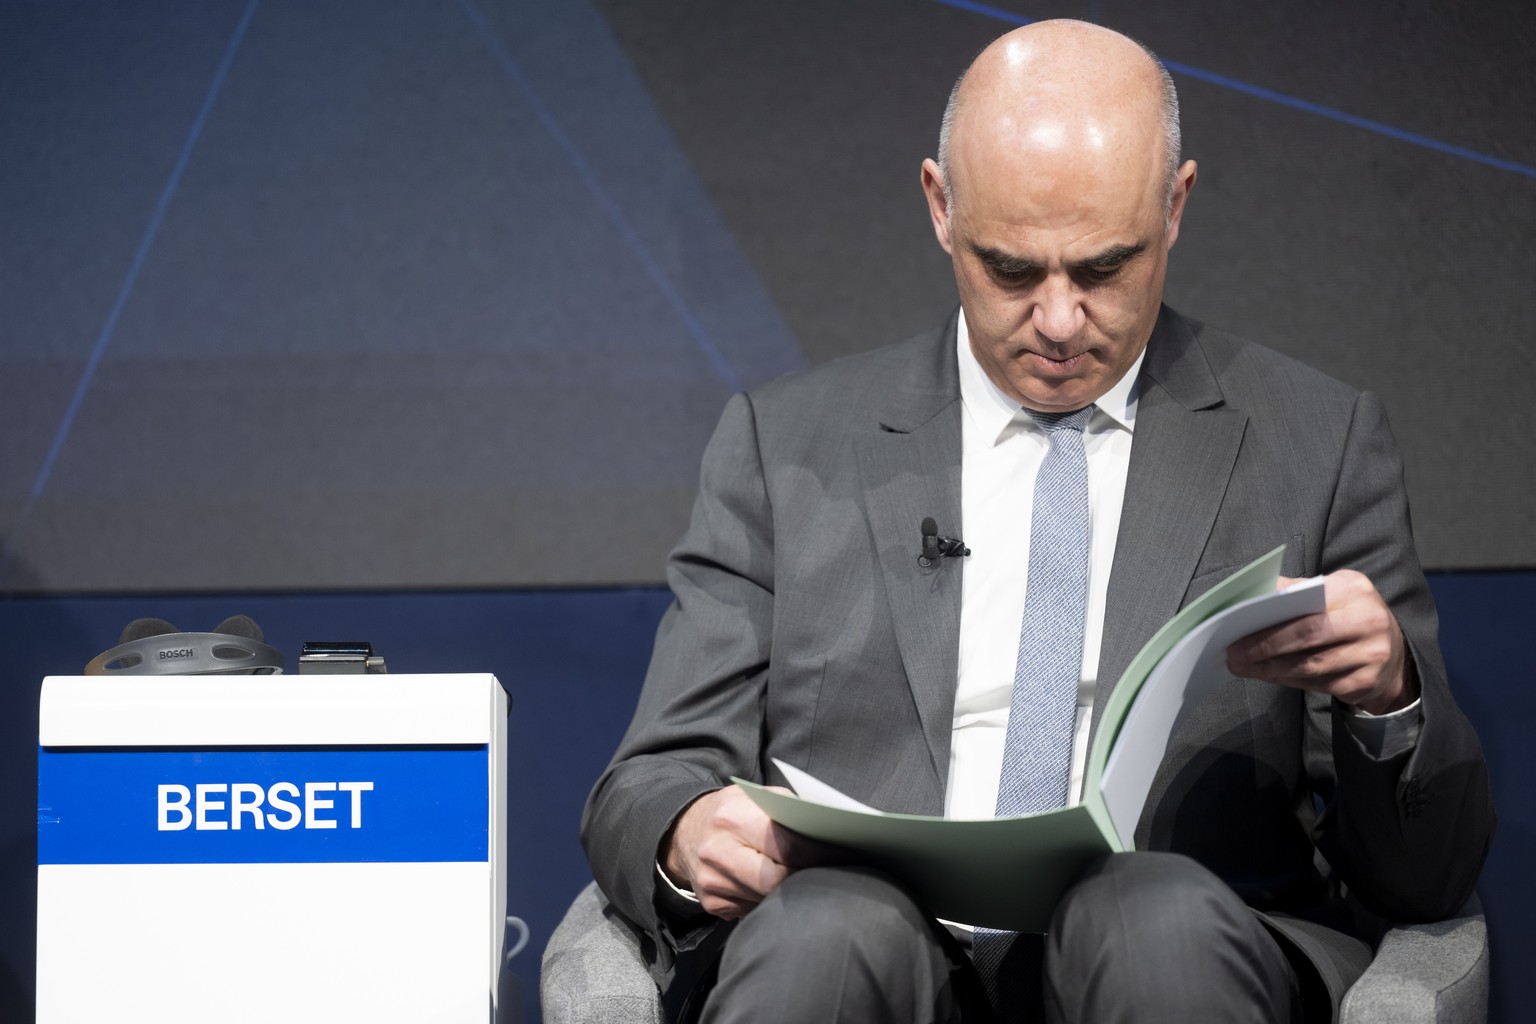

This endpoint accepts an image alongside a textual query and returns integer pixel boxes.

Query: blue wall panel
[2,575,1531,1021]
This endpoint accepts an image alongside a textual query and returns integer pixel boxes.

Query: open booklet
[733,545,1325,932]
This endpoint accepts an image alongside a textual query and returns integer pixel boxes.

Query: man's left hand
[1226,570,1418,715]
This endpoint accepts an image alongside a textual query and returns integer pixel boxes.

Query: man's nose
[1031,274,1084,342]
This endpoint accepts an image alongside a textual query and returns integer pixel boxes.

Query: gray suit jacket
[582,306,1494,1008]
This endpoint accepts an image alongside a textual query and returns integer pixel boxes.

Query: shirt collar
[956,308,1143,446]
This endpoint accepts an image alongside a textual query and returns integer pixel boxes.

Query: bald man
[583,20,1492,1024]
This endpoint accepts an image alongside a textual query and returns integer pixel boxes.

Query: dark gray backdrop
[3,0,1533,594]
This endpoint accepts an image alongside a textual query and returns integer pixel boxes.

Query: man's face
[922,143,1194,413]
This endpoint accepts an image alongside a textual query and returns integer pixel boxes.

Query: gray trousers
[688,852,1312,1024]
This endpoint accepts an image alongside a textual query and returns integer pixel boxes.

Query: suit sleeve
[581,391,775,951]
[1308,390,1495,922]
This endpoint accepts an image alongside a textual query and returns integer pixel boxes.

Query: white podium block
[37,673,510,1023]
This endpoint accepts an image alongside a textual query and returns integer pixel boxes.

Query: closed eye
[969,244,1041,286]
[991,264,1040,286]
[1078,264,1126,284]
[1073,242,1147,284]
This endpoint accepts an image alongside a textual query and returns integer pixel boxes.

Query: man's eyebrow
[968,243,1041,276]
[1073,242,1147,269]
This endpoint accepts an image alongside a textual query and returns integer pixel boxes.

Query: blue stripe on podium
[38,746,488,865]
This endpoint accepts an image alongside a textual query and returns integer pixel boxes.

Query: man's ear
[1164,158,1198,249]
[920,158,954,254]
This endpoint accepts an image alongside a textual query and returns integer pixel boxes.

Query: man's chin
[1018,381,1098,414]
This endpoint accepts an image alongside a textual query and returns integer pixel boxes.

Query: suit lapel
[1093,308,1248,733]
[854,320,964,803]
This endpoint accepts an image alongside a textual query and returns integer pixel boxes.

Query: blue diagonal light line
[1159,61,1536,178]
[454,0,744,393]
[934,0,1034,24]
[932,0,1536,180]
[22,0,261,513]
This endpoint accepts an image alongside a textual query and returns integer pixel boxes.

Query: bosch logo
[159,648,195,660]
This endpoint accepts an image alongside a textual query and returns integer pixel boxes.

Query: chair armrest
[541,881,663,1024]
[1340,894,1488,1024]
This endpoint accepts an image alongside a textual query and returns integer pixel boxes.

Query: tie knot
[1026,406,1093,435]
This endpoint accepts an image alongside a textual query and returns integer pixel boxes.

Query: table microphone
[84,615,284,675]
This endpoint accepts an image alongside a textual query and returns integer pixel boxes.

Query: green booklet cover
[736,545,1325,931]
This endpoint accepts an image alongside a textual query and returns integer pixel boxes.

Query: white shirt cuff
[1340,696,1423,759]
[655,859,700,903]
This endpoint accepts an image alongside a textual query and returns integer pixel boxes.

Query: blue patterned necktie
[972,405,1093,1012]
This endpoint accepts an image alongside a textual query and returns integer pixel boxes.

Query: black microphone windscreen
[921,517,938,537]
[118,617,180,644]
[212,614,265,641]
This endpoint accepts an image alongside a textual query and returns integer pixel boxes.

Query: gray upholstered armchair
[541,881,1488,1024]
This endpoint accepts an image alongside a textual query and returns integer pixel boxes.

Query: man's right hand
[662,784,802,920]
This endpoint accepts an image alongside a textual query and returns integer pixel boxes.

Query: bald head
[936,21,1181,221]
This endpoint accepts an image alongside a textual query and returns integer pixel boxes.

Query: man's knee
[1054,851,1248,947]
[708,866,961,1023]
[730,865,936,966]
[1046,852,1297,1023]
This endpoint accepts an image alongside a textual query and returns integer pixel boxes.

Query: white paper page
[773,758,884,813]
[1099,577,1327,847]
